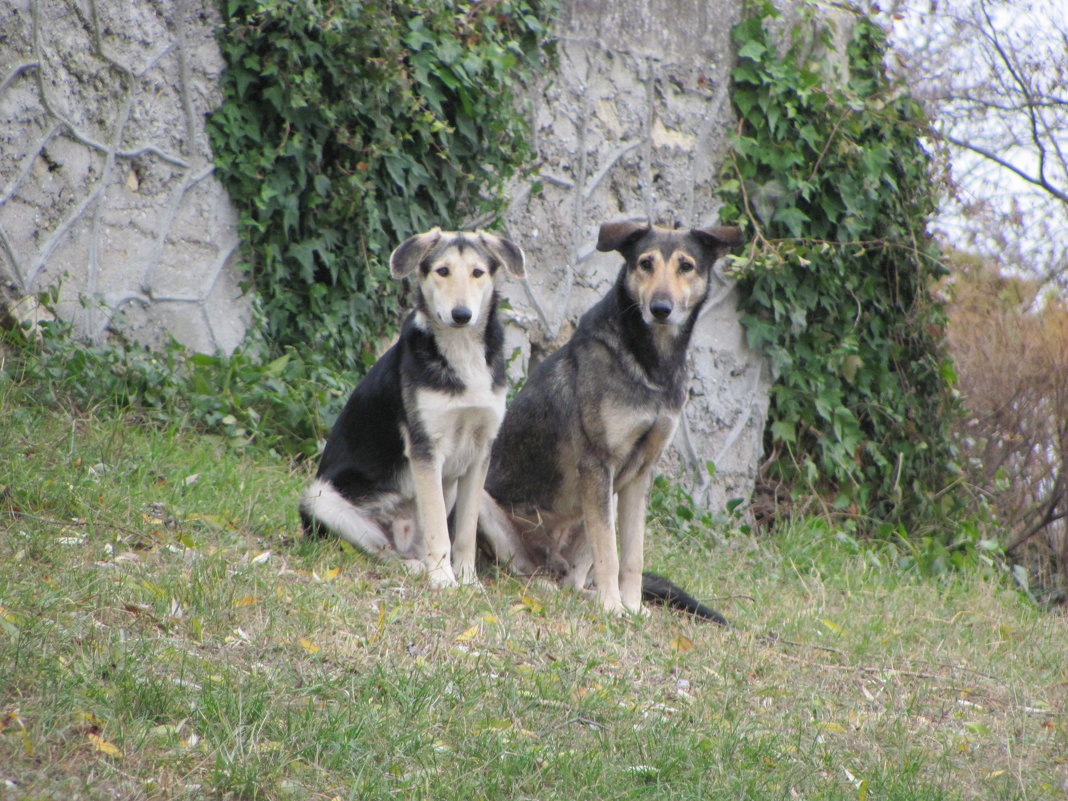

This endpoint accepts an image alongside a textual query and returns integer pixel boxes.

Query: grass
[1,365,1066,801]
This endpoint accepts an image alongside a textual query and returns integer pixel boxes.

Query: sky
[882,0,1068,288]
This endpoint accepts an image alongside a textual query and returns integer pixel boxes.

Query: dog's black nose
[650,299,673,321]
[451,306,472,325]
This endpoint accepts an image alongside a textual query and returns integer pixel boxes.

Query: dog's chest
[599,398,679,486]
[415,335,505,478]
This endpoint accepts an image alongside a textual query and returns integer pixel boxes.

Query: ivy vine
[719,2,959,532]
[207,0,555,366]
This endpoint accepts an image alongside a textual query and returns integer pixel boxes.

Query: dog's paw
[627,603,651,618]
[454,562,478,586]
[621,589,648,616]
[597,593,626,617]
[401,558,458,589]
[426,565,459,589]
[597,592,649,618]
[607,602,650,620]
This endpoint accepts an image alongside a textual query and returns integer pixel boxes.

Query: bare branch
[943,134,1068,203]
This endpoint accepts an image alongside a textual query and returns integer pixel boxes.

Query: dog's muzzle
[451,306,473,326]
[649,299,673,322]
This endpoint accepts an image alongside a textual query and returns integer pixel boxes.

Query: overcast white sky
[880,0,1068,288]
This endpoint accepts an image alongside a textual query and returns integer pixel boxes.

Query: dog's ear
[691,225,746,258]
[596,219,650,253]
[478,231,526,279]
[390,228,442,278]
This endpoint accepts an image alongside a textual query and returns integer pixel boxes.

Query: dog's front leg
[451,454,489,585]
[578,462,623,614]
[616,471,653,614]
[409,458,457,588]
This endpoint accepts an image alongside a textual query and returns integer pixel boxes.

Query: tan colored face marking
[423,244,496,327]
[626,248,708,326]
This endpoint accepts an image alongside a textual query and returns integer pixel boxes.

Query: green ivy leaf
[206,0,556,366]
[719,6,957,533]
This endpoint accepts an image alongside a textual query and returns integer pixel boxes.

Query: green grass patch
[1,369,1065,801]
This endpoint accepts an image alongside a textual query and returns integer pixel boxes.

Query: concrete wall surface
[0,0,249,353]
[499,0,770,509]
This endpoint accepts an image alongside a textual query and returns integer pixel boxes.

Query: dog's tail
[641,572,728,625]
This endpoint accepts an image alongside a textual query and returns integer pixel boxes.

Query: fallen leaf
[299,637,320,654]
[149,723,183,738]
[318,566,340,582]
[455,625,480,642]
[88,733,122,758]
[79,710,106,727]
[233,596,260,607]
[671,634,695,653]
[186,513,226,532]
[0,605,24,629]
[517,596,544,615]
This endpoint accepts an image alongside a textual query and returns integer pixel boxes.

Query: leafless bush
[946,256,1068,597]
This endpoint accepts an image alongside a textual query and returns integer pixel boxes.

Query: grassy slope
[0,371,1065,801]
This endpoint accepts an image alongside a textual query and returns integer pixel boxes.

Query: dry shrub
[946,257,1068,598]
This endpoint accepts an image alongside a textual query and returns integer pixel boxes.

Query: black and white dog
[480,220,743,620]
[300,228,525,588]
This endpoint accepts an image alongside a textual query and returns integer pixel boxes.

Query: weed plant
[2,318,351,460]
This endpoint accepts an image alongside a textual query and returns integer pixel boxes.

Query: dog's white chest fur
[413,327,505,481]
[416,385,505,480]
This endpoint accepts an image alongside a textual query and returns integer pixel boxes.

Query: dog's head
[390,228,525,328]
[597,220,745,328]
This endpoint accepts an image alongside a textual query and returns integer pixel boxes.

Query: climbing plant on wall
[719,2,959,532]
[207,0,555,366]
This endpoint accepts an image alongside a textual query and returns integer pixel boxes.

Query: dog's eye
[638,257,654,272]
[472,268,485,278]
[678,260,695,273]
[435,266,450,277]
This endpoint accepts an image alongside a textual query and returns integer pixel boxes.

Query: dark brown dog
[479,220,744,619]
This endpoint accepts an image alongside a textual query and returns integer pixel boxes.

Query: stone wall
[0,0,248,353]
[499,0,770,509]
